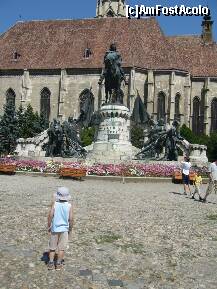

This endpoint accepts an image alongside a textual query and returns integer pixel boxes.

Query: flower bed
[0,157,209,178]
[87,163,178,177]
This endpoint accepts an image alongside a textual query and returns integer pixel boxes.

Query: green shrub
[180,124,217,162]
[131,125,144,149]
[17,104,48,138]
[180,124,197,143]
[80,127,95,147]
[0,101,19,155]
[207,133,217,162]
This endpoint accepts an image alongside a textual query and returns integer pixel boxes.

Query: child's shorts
[182,173,190,185]
[49,231,68,251]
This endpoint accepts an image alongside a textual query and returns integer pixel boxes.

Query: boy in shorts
[191,173,202,199]
[47,187,74,270]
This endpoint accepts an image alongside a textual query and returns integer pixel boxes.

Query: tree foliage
[17,104,48,138]
[207,133,217,162]
[80,127,95,147]
[180,124,197,144]
[130,125,144,149]
[0,101,19,155]
[0,103,49,155]
[180,124,217,162]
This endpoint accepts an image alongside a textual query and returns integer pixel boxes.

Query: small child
[47,187,74,270]
[191,173,203,199]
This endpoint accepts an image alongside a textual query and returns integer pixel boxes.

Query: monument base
[16,130,48,157]
[189,144,208,167]
[87,104,137,162]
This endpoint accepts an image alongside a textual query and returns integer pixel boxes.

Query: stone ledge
[86,175,173,183]
[15,171,58,177]
[14,171,172,182]
[12,171,210,183]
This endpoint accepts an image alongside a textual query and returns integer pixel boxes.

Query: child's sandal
[47,261,55,270]
[55,262,63,271]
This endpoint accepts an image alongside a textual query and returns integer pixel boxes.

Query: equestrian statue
[99,43,127,104]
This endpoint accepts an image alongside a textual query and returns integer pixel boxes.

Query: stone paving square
[0,174,217,289]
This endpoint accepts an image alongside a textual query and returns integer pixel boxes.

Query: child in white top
[47,187,74,270]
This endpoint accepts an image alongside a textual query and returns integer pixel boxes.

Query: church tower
[201,14,214,43]
[96,0,126,18]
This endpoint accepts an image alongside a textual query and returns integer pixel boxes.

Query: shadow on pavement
[169,191,183,196]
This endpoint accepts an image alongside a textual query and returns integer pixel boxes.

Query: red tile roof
[0,17,216,76]
[167,35,217,77]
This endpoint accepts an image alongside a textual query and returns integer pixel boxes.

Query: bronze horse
[99,44,127,104]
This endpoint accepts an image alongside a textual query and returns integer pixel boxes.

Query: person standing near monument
[47,187,74,270]
[181,156,192,195]
[200,160,217,202]
[191,173,203,199]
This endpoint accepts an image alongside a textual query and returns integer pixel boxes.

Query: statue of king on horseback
[99,43,127,104]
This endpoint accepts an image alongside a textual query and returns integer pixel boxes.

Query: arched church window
[157,92,165,121]
[78,89,95,127]
[174,93,181,121]
[211,98,217,133]
[107,10,115,17]
[40,87,51,123]
[144,81,148,109]
[79,89,94,113]
[84,48,92,59]
[192,97,200,134]
[6,88,16,106]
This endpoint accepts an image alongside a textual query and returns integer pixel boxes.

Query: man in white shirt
[200,160,217,202]
[181,156,192,195]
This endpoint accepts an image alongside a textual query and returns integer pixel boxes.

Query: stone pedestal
[87,104,135,162]
[177,140,208,167]
[16,130,48,157]
[189,144,208,167]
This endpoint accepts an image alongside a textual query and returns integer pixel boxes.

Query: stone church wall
[204,79,217,134]
[191,80,204,100]
[64,73,100,120]
[154,73,170,119]
[0,70,216,135]
[29,74,60,121]
[133,71,147,98]
[0,74,23,114]
[190,80,204,131]
[171,73,187,124]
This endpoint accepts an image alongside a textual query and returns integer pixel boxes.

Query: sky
[0,0,216,40]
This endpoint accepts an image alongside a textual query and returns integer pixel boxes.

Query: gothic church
[0,0,217,135]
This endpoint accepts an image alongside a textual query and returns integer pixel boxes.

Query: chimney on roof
[96,0,125,18]
[201,14,213,43]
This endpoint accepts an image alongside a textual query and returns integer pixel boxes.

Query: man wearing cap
[47,187,74,270]
[200,160,217,202]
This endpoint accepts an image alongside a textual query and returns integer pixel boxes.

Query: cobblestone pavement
[0,174,217,289]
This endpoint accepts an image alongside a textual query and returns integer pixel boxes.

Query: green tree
[207,133,217,162]
[39,112,49,131]
[80,127,95,147]
[180,124,197,143]
[17,104,25,138]
[32,111,42,135]
[17,104,48,138]
[180,124,217,162]
[0,101,19,155]
[21,104,37,138]
[131,125,144,149]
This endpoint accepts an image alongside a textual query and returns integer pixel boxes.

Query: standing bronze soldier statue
[164,120,183,161]
[99,43,127,104]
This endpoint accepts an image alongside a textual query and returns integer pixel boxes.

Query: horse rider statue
[99,43,127,104]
